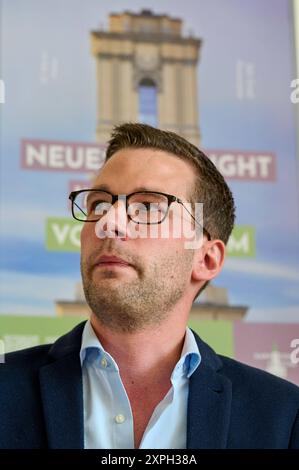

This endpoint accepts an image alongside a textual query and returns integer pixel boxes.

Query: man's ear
[192,239,226,282]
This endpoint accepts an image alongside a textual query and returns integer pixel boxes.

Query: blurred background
[0,0,299,384]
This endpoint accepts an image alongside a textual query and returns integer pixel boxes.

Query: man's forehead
[93,147,195,195]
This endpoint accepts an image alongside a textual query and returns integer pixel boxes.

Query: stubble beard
[81,249,194,333]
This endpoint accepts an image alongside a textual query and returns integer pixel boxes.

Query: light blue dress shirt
[80,320,201,449]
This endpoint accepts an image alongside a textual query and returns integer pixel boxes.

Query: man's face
[80,147,198,333]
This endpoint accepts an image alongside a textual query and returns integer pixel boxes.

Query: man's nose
[95,196,129,239]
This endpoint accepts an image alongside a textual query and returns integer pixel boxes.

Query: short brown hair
[105,122,236,244]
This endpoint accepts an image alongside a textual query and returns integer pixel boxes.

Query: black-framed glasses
[69,189,211,239]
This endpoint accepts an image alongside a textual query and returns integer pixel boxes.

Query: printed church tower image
[90,9,202,146]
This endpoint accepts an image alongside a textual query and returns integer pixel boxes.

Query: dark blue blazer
[0,321,298,449]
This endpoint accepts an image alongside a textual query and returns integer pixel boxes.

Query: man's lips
[94,255,132,268]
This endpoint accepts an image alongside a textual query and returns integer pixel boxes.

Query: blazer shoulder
[1,344,52,371]
[0,320,86,371]
[219,354,299,403]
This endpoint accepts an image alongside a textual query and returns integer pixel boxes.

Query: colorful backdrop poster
[0,0,299,322]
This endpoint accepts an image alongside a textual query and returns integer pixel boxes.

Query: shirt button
[101,357,108,368]
[115,414,126,424]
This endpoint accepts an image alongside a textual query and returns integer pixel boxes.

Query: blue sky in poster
[0,0,299,320]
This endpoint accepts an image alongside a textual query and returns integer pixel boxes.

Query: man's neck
[90,311,188,384]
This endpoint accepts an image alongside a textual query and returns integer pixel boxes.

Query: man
[0,123,298,449]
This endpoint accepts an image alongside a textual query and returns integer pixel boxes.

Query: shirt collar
[80,320,109,366]
[80,320,201,379]
[171,327,201,380]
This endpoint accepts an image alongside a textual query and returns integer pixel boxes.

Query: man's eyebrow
[91,184,111,191]
[91,184,162,193]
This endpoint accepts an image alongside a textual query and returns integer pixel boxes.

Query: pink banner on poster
[21,139,106,172]
[20,139,276,181]
[234,322,299,386]
[206,150,276,181]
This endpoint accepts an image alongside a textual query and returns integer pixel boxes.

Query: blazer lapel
[187,332,232,449]
[39,322,86,449]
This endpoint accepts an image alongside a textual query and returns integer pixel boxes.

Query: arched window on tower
[138,78,157,127]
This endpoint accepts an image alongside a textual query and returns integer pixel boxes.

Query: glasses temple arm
[178,201,210,237]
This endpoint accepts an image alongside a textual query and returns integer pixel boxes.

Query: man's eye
[89,201,110,214]
[136,202,162,212]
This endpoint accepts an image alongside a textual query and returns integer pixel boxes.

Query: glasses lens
[128,192,169,224]
[73,190,112,221]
